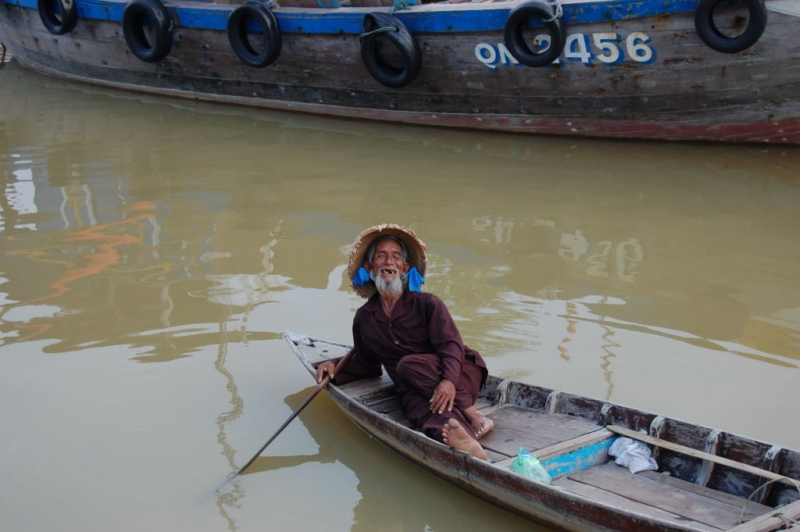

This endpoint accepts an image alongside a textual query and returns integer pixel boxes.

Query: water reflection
[214,324,246,532]
[1,69,798,363]
[226,388,541,532]
[1,64,798,361]
[1,59,800,532]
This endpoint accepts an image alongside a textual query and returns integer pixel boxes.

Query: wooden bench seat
[557,462,774,530]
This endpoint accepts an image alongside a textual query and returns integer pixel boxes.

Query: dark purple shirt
[335,291,485,391]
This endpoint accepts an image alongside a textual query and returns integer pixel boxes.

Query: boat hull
[284,332,800,532]
[326,385,703,532]
[4,0,796,143]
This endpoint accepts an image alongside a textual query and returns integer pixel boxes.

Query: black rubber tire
[122,0,173,63]
[694,0,767,54]
[38,0,78,35]
[360,12,422,89]
[503,0,566,68]
[227,1,282,68]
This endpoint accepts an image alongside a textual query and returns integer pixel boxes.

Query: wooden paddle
[226,348,355,482]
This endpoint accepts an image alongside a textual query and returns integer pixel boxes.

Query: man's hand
[430,379,456,414]
[316,361,336,383]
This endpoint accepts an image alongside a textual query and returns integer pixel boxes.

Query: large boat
[1,0,798,144]
[283,332,800,532]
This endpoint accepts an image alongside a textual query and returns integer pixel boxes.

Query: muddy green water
[1,60,799,532]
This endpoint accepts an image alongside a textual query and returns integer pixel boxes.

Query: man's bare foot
[464,406,495,439]
[442,419,488,460]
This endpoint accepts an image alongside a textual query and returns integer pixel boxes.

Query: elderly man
[316,224,493,460]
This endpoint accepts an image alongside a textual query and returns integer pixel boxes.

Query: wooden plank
[474,397,495,410]
[485,449,509,463]
[569,462,756,530]
[636,470,773,520]
[608,426,800,487]
[372,399,416,429]
[338,374,394,398]
[726,499,800,532]
[553,477,722,532]
[536,429,615,462]
[543,438,615,480]
[493,429,614,468]
[768,0,800,16]
[480,405,602,457]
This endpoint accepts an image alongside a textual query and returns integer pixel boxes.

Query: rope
[360,26,398,39]
[543,0,562,22]
[735,477,800,526]
[390,0,409,12]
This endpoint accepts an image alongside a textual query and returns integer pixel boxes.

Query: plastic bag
[510,448,552,484]
[608,437,658,473]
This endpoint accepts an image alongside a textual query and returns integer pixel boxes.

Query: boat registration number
[475,32,657,70]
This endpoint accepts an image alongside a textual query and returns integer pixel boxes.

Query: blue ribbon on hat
[352,266,425,292]
[403,267,425,292]
[353,267,371,286]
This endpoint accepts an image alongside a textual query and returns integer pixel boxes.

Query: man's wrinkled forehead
[368,235,408,261]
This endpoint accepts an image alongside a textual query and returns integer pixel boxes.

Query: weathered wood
[339,374,395,401]
[726,500,800,532]
[696,430,723,488]
[552,477,723,532]
[1,0,798,143]
[608,425,800,488]
[493,428,615,468]
[284,333,800,532]
[480,405,603,457]
[755,446,786,505]
[537,429,615,462]
[569,462,754,530]
[636,471,774,522]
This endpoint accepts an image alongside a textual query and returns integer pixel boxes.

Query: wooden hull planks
[2,0,797,143]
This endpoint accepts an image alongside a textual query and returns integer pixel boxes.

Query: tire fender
[122,0,173,63]
[38,0,78,35]
[694,0,767,54]
[227,1,282,68]
[360,12,422,89]
[504,0,566,68]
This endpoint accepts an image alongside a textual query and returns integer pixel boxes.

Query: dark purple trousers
[395,353,485,442]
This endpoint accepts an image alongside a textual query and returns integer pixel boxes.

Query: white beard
[371,270,405,299]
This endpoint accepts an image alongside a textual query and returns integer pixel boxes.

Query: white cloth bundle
[609,436,659,473]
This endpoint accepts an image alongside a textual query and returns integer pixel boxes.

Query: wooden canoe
[1,0,798,144]
[283,332,800,532]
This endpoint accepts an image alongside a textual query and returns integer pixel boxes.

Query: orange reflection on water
[4,201,157,339]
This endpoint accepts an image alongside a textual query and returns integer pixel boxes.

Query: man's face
[367,239,410,286]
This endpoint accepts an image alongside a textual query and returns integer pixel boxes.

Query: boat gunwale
[2,0,705,34]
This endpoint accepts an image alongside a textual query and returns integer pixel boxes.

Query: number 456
[537,32,657,65]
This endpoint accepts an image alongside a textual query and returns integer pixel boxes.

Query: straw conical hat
[347,223,427,298]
